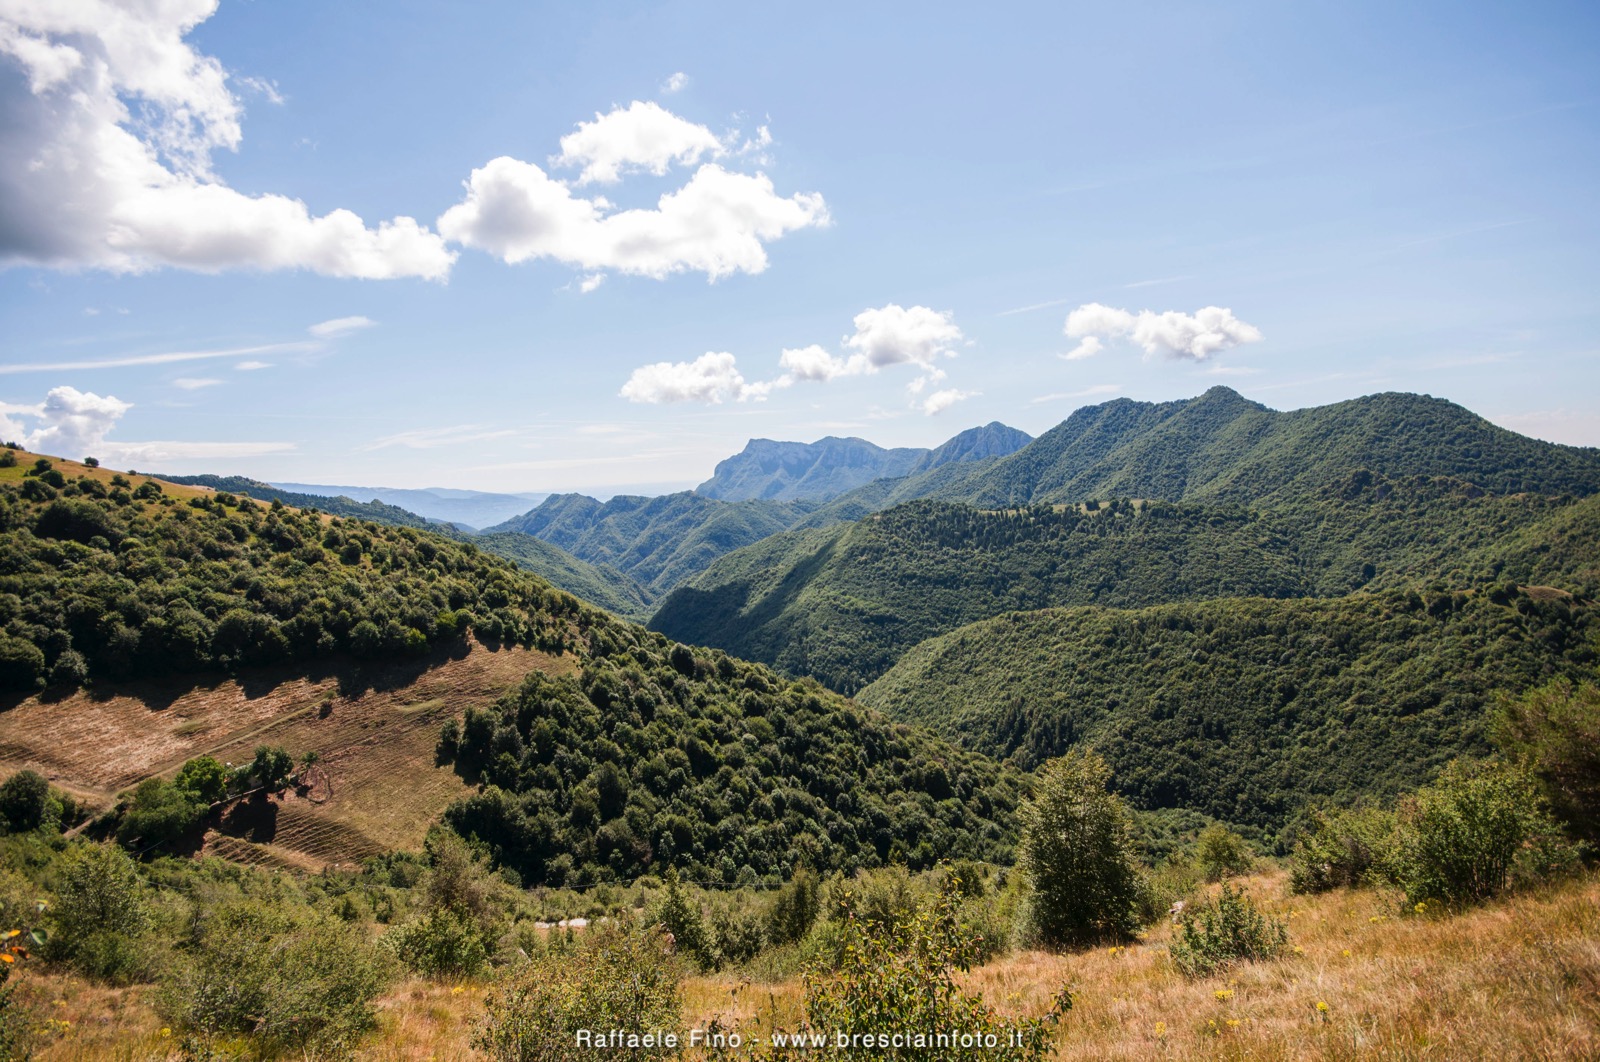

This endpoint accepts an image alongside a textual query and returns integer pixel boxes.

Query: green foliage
[173,756,230,805]
[1017,750,1141,948]
[1168,881,1288,979]
[658,477,1600,695]
[249,745,295,791]
[793,886,1065,1060]
[117,777,207,848]
[385,906,489,978]
[0,770,53,834]
[0,479,590,687]
[1288,805,1399,894]
[1393,760,1579,908]
[473,922,682,1062]
[645,868,714,970]
[1194,824,1253,882]
[440,653,1026,887]
[767,866,821,947]
[162,903,393,1057]
[474,532,655,619]
[1492,678,1600,840]
[862,588,1600,829]
[47,843,149,983]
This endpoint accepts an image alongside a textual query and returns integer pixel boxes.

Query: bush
[1168,882,1288,979]
[0,770,54,834]
[645,868,714,970]
[767,867,820,947]
[173,756,230,805]
[474,922,682,1062]
[1288,805,1398,894]
[1493,679,1600,841]
[795,887,1065,1060]
[1393,759,1579,908]
[0,637,45,692]
[162,903,392,1057]
[385,906,490,978]
[47,843,149,983]
[1016,749,1141,947]
[116,778,206,848]
[1194,823,1253,882]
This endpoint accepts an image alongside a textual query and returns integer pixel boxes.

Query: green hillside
[0,456,1027,885]
[159,472,452,529]
[474,532,654,619]
[651,477,1600,693]
[920,387,1600,508]
[488,490,823,593]
[858,587,1599,833]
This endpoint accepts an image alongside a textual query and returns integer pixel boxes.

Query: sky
[2,0,1598,494]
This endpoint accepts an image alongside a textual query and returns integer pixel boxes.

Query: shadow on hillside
[219,793,279,845]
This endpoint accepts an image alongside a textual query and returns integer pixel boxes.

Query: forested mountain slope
[914,387,1600,508]
[486,491,822,593]
[651,476,1600,693]
[858,586,1598,833]
[0,449,1028,885]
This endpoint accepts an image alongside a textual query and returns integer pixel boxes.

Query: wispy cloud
[998,296,1074,317]
[1030,384,1122,405]
[235,361,272,371]
[1123,275,1190,289]
[357,425,520,452]
[0,342,316,375]
[308,315,376,338]
[173,377,223,390]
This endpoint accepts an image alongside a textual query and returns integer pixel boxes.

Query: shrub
[1288,805,1398,894]
[1393,759,1579,908]
[795,887,1065,1060]
[767,867,821,947]
[474,922,682,1062]
[1168,882,1288,979]
[116,778,205,848]
[0,637,45,692]
[1016,749,1141,947]
[0,770,53,834]
[162,903,391,1057]
[385,906,490,978]
[173,756,230,805]
[1493,678,1600,841]
[1195,823,1253,882]
[1135,853,1202,925]
[47,843,149,983]
[645,868,714,970]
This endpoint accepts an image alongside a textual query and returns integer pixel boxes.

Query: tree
[1492,678,1600,841]
[0,770,53,834]
[47,843,148,982]
[174,756,230,805]
[1194,823,1253,882]
[250,746,295,791]
[117,778,206,847]
[1017,749,1141,947]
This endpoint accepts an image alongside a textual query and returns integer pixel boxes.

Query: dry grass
[7,870,1596,1059]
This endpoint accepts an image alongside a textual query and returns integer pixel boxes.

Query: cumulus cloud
[0,1,454,278]
[553,100,723,185]
[3,383,291,461]
[660,72,689,94]
[1064,302,1263,361]
[308,315,376,338]
[842,304,963,375]
[439,159,827,281]
[624,304,970,415]
[919,388,974,415]
[619,352,771,404]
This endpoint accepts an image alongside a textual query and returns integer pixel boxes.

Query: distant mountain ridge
[695,422,1032,502]
[273,482,547,530]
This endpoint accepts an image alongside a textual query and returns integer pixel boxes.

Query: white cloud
[439,158,827,281]
[619,351,770,404]
[1030,384,1122,405]
[554,100,722,185]
[9,384,129,457]
[308,315,376,338]
[660,72,689,94]
[173,377,221,390]
[3,383,291,462]
[1062,336,1103,361]
[0,341,313,375]
[579,273,605,293]
[842,304,963,374]
[1064,302,1263,361]
[235,360,271,371]
[0,1,454,279]
[358,425,519,452]
[777,344,850,382]
[235,74,282,104]
[919,388,974,415]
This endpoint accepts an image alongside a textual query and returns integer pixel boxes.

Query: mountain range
[272,482,548,530]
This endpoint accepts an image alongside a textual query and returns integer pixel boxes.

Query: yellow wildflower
[1155,1022,1167,1037]
[1317,1000,1331,1013]
[1214,989,1234,1002]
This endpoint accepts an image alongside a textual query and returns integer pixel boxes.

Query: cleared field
[0,639,574,867]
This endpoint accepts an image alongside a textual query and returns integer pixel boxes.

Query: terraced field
[0,638,573,867]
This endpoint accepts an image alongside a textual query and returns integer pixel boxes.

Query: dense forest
[859,586,1598,835]
[652,477,1600,693]
[0,462,586,691]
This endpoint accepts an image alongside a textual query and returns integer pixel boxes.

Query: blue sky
[2,0,1597,493]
